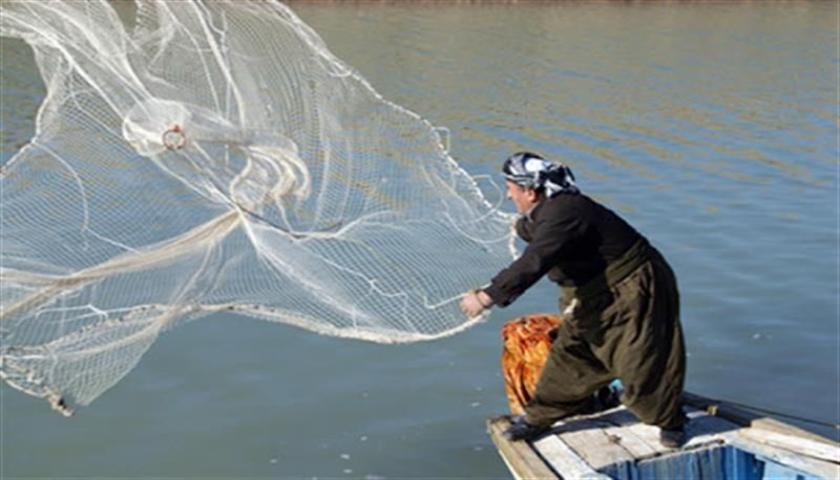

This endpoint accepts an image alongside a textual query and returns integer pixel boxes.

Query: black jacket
[484,193,643,307]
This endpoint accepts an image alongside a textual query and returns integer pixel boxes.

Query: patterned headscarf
[502,152,579,198]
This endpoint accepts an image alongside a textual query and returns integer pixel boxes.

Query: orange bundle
[501,314,563,415]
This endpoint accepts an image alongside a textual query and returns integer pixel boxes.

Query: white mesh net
[0,0,514,415]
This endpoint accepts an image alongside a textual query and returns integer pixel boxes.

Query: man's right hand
[459,289,493,317]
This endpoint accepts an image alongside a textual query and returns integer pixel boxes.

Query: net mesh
[0,0,514,415]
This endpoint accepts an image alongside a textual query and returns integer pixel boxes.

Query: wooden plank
[602,423,660,458]
[599,408,726,458]
[738,428,840,464]
[559,427,635,470]
[602,408,732,458]
[614,420,671,456]
[619,408,740,459]
[532,434,611,480]
[486,417,559,480]
[683,392,838,446]
[729,436,839,480]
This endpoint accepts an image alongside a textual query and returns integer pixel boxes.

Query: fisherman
[460,152,687,448]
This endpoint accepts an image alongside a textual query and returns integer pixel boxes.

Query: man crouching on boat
[460,152,687,448]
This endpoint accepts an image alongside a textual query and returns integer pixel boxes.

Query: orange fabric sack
[501,314,563,415]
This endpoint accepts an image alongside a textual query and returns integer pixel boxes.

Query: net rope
[0,0,514,415]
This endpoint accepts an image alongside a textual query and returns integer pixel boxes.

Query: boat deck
[487,394,839,479]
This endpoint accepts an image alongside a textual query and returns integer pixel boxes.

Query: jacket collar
[524,198,546,222]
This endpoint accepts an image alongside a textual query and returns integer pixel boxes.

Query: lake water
[1,1,837,478]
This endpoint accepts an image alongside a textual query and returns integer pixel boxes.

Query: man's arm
[483,212,583,307]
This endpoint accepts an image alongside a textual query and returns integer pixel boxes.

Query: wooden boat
[487,392,840,479]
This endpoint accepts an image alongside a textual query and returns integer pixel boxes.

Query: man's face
[506,180,540,214]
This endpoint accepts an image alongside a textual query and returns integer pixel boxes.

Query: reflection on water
[2,1,837,477]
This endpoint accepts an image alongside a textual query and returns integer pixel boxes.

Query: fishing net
[0,0,514,415]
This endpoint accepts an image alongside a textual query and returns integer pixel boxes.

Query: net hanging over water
[0,0,514,415]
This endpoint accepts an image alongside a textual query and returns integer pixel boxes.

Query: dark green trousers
[524,245,687,430]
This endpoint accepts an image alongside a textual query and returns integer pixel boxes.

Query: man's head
[501,151,579,214]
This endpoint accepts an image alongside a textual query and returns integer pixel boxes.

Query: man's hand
[460,289,493,317]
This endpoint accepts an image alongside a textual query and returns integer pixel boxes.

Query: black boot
[504,416,550,441]
[659,426,686,448]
